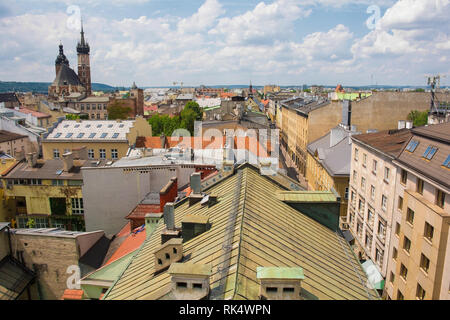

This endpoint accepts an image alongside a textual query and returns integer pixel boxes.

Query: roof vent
[168,263,212,300]
[256,267,305,300]
[153,238,183,274]
[182,215,211,243]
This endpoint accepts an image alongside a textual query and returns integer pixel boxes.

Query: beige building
[71,96,111,120]
[42,117,152,160]
[385,123,450,300]
[347,128,412,279]
[0,131,32,159]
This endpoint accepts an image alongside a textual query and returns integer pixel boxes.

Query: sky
[0,0,449,87]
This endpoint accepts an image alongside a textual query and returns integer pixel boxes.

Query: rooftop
[256,266,305,280]
[45,120,136,142]
[0,130,28,143]
[352,128,412,158]
[103,164,379,300]
[17,108,51,119]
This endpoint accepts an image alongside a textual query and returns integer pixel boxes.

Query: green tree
[180,108,197,135]
[407,110,428,127]
[414,88,425,92]
[65,114,80,120]
[107,101,132,120]
[184,101,203,120]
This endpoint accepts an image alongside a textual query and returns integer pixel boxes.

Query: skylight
[65,133,73,138]
[100,133,108,138]
[85,124,91,128]
[97,124,102,128]
[54,133,62,138]
[77,133,85,138]
[442,155,450,168]
[112,133,119,139]
[423,146,438,160]
[63,124,69,128]
[405,140,419,152]
[75,124,80,128]
[89,133,96,138]
[119,124,124,128]
[108,124,113,128]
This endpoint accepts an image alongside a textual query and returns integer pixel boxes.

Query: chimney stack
[341,100,351,128]
[405,120,413,129]
[160,177,178,213]
[190,172,201,194]
[26,152,37,167]
[398,120,406,130]
[62,152,74,172]
[164,202,175,230]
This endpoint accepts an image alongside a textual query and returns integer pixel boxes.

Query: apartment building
[385,123,450,300]
[42,117,152,160]
[0,130,32,158]
[347,128,412,280]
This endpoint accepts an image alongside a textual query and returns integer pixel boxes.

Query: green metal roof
[256,267,304,280]
[276,191,337,203]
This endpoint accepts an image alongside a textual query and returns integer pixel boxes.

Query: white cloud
[178,0,224,33]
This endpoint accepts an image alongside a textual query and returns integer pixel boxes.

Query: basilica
[48,23,92,100]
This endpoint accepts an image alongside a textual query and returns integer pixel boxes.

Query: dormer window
[257,267,304,300]
[165,253,170,260]
[158,259,162,265]
[176,282,187,289]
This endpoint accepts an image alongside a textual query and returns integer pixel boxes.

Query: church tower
[77,20,91,95]
[55,42,69,77]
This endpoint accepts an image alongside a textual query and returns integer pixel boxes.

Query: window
[405,140,419,152]
[398,196,404,210]
[401,169,408,185]
[112,133,119,139]
[53,149,60,159]
[354,148,359,161]
[52,180,64,186]
[416,284,426,300]
[361,177,366,191]
[100,133,108,139]
[103,104,107,110]
[370,185,375,200]
[363,153,367,166]
[71,198,84,215]
[367,208,374,223]
[99,149,106,159]
[119,124,124,128]
[353,170,357,184]
[436,189,445,208]
[157,259,162,265]
[400,264,408,280]
[365,234,372,248]
[416,178,424,194]
[97,124,102,128]
[395,222,401,236]
[176,282,187,288]
[375,248,383,264]
[88,149,94,159]
[165,253,170,260]
[393,247,398,261]
[91,114,95,119]
[378,221,385,237]
[397,290,404,300]
[54,133,62,138]
[86,104,90,110]
[358,199,365,213]
[89,133,96,139]
[96,114,100,119]
[403,236,411,253]
[424,222,434,241]
[77,133,85,138]
[68,180,83,186]
[64,149,70,155]
[193,283,203,290]
[443,155,450,168]
[381,195,387,211]
[384,167,390,182]
[423,146,438,160]
[92,104,96,110]
[74,124,80,128]
[283,288,295,293]
[34,217,48,228]
[420,254,430,273]
[406,208,415,225]
[108,124,113,128]
[85,124,91,128]
[266,287,278,293]
[390,272,395,284]
[80,104,84,110]
[344,187,349,200]
[372,160,377,174]
[111,149,118,160]
[173,248,177,254]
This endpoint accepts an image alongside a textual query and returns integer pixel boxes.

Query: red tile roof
[61,289,83,300]
[125,204,160,220]
[105,225,147,265]
[18,107,51,118]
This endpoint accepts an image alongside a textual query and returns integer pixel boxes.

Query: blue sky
[0,0,449,87]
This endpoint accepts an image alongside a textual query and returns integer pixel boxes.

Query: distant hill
[0,81,116,94]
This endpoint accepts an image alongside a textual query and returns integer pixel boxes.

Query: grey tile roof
[52,64,82,87]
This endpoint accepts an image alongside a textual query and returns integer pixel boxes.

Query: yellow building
[0,154,19,222]
[42,117,152,160]
[1,152,103,231]
[305,126,352,218]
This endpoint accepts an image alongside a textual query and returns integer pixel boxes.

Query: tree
[184,101,203,120]
[407,110,428,127]
[414,88,425,92]
[107,101,132,120]
[66,114,80,120]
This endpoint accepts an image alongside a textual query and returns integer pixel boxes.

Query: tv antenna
[426,74,446,113]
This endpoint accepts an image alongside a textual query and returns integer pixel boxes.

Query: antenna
[426,74,446,113]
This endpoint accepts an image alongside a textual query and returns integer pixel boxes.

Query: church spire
[77,18,90,55]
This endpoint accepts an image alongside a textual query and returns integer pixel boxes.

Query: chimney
[164,202,175,230]
[168,263,212,300]
[15,150,25,161]
[398,120,406,130]
[73,146,88,160]
[160,177,178,213]
[26,152,37,167]
[160,133,167,149]
[145,212,163,237]
[341,100,351,128]
[62,152,74,172]
[405,120,413,129]
[190,172,201,194]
